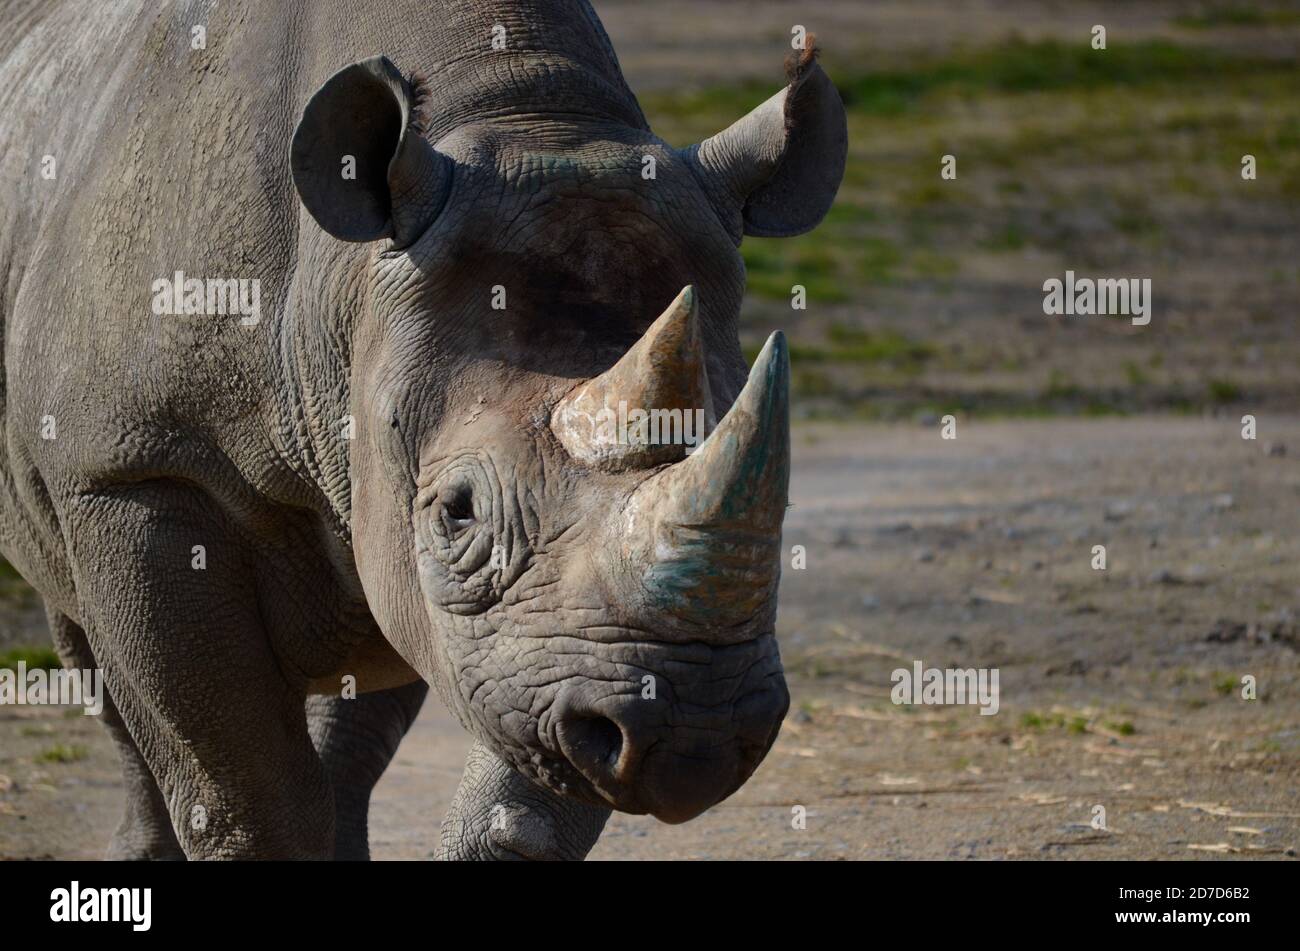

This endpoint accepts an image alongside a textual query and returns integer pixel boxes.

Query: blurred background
[3,0,1297,859]
[612,0,1300,421]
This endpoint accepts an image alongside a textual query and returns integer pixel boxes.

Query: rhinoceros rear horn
[291,56,451,246]
[552,285,716,471]
[680,45,847,242]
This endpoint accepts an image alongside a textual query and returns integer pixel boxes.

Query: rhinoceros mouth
[516,633,789,822]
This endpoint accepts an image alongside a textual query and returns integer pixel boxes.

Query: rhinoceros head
[290,55,845,822]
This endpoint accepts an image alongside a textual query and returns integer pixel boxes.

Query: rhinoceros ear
[681,48,847,241]
[291,56,451,246]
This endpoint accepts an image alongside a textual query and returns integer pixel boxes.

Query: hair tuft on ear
[783,34,820,84]
[407,71,433,139]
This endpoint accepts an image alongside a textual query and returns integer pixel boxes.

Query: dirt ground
[3,416,1296,860]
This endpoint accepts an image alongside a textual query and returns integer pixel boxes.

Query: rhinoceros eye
[437,486,476,531]
[415,451,533,612]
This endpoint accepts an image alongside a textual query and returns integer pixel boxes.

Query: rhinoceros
[0,0,845,859]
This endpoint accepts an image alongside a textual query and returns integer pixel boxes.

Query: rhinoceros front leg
[306,679,428,860]
[65,484,334,859]
[46,605,185,860]
[436,741,610,861]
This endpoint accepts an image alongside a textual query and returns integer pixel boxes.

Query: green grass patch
[837,39,1274,116]
[1214,674,1239,696]
[1020,711,1090,733]
[1175,5,1300,28]
[0,646,62,672]
[645,39,1280,140]
[0,556,22,582]
[980,222,1028,251]
[1207,378,1244,403]
[792,367,838,397]
[1111,199,1162,237]
[785,326,936,369]
[38,744,87,764]
[0,555,38,605]
[1123,361,1150,387]
[742,238,852,303]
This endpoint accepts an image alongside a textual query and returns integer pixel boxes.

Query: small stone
[1205,619,1247,644]
[878,522,914,535]
[915,549,935,563]
[1265,442,1287,457]
[1104,501,1134,522]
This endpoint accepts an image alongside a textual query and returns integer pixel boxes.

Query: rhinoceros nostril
[554,702,645,805]
[566,715,624,772]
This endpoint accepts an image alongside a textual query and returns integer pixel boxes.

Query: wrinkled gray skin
[0,0,845,859]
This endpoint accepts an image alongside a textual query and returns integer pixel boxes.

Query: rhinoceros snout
[540,287,793,822]
[550,640,789,824]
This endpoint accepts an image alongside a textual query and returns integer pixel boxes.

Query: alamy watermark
[0,662,103,715]
[576,402,708,450]
[891,661,1000,716]
[150,271,261,325]
[1043,271,1150,326]
[50,881,150,931]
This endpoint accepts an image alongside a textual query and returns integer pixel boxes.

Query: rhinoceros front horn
[552,286,716,471]
[625,330,791,628]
